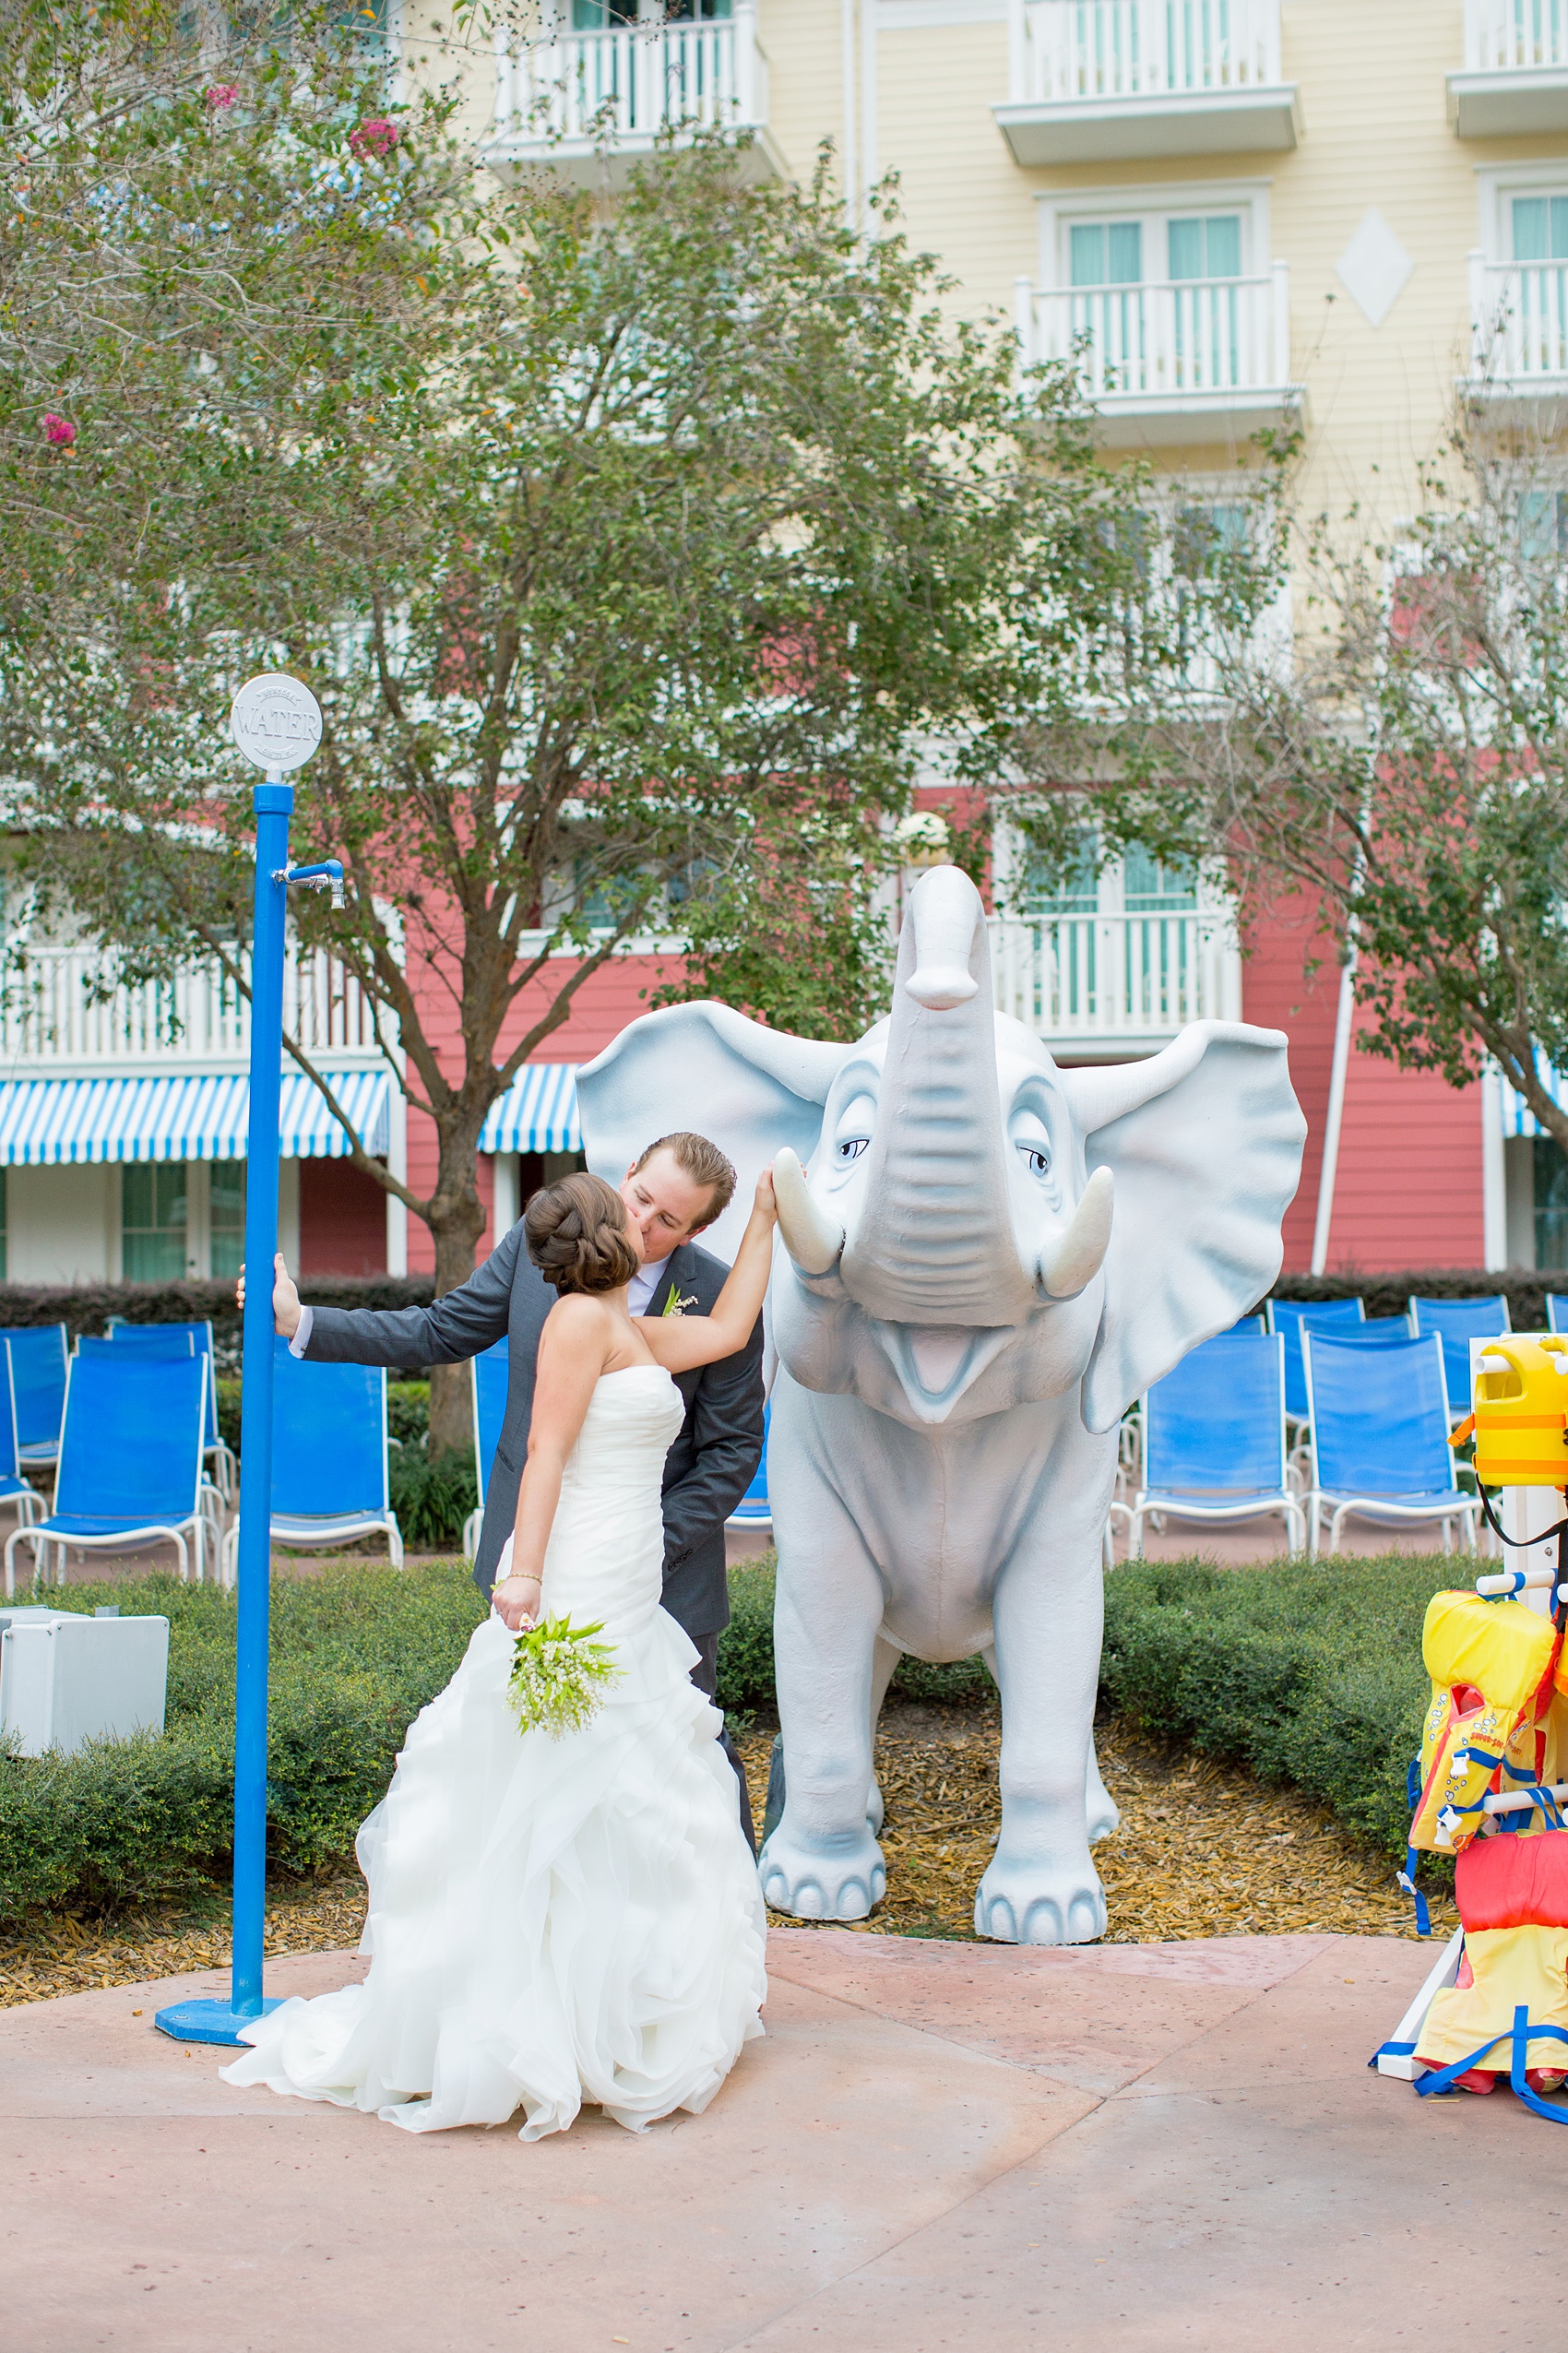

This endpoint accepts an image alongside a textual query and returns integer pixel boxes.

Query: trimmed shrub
[0,1276,438,1373]
[0,1566,484,1920]
[387,1444,479,1551]
[715,1556,992,1714]
[1099,1552,1455,1858]
[1269,1268,1564,1330]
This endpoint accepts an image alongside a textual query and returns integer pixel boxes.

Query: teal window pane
[574,1,638,22]
[1513,196,1568,261]
[1169,214,1241,279]
[1070,221,1141,287]
[1175,501,1250,574]
[1123,846,1197,911]
[210,1163,246,1282]
[1024,832,1099,917]
[122,1164,189,1284]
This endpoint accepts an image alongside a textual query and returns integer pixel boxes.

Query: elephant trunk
[840,865,1039,1328]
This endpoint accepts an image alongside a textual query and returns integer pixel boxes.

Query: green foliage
[1099,1552,1456,1859]
[386,1380,430,1450]
[0,1566,485,1920]
[386,1442,477,1551]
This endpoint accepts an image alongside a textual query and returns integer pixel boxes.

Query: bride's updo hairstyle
[525,1171,641,1296]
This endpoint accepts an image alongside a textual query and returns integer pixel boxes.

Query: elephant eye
[1017,1143,1051,1178]
[836,1135,870,1162]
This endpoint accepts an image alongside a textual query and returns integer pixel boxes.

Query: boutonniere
[661,1286,700,1318]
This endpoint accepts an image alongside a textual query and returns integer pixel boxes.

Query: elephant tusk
[1039,1167,1114,1301]
[773,1147,844,1277]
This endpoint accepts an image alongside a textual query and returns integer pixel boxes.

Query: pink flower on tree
[350,116,399,159]
[206,84,238,110]
[42,413,76,450]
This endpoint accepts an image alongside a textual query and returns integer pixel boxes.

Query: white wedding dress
[221,1365,766,2140]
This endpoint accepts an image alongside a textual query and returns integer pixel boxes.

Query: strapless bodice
[540,1365,684,1634]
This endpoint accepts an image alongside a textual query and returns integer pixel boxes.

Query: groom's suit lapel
[655,1242,711,1322]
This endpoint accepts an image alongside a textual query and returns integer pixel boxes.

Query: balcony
[990,908,1241,1057]
[483,3,787,188]
[0,945,384,1076]
[1465,252,1568,413]
[1016,260,1299,446]
[995,0,1300,167]
[1450,0,1568,137]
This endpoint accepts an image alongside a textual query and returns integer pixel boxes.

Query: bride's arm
[635,1169,778,1376]
[493,1296,612,1632]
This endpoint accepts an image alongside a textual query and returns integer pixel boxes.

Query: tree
[1004,410,1568,1169]
[0,4,1126,1439]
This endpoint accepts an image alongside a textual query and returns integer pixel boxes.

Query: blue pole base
[153,1994,285,2047]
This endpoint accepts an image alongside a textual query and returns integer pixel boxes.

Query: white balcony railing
[1468,253,1568,389]
[1018,264,1293,439]
[1465,0,1568,71]
[0,945,383,1074]
[1011,0,1282,105]
[489,4,776,178]
[990,909,1241,1047]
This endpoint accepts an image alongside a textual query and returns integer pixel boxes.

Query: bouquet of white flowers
[506,1615,620,1739]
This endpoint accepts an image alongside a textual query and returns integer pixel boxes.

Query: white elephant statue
[576,865,1306,1945]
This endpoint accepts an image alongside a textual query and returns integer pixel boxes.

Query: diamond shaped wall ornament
[1335,208,1414,329]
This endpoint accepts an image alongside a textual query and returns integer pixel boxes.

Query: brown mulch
[0,1704,1449,2009]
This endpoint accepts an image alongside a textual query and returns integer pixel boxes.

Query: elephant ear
[1059,1022,1307,1435]
[576,1002,848,1260]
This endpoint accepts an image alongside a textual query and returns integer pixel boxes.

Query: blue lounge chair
[1266,1296,1367,1422]
[4,1351,211,1594]
[1226,1313,1267,1337]
[1302,1329,1481,1558]
[5,1325,68,1468]
[462,1337,511,1565]
[1408,1294,1511,1419]
[221,1338,402,1584]
[1548,1294,1568,1336]
[1129,1333,1304,1558]
[728,1404,772,1532]
[0,1341,44,1542]
[106,1320,237,1499]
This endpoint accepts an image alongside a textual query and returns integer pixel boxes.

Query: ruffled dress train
[220,1367,766,2140]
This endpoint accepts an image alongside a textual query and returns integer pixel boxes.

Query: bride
[222,1165,777,2141]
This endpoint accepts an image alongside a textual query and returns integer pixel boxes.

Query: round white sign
[230,673,323,774]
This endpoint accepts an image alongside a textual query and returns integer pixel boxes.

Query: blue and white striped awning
[0,1066,391,1165]
[1499,1055,1568,1139]
[479,1064,581,1155]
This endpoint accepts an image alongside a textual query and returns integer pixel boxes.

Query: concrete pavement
[3,1928,1560,2351]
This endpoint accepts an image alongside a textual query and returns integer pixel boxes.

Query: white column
[1270,257,1290,385]
[1007,0,1027,100]
[492,1152,520,1239]
[385,1074,408,1278]
[1311,948,1357,1276]
[278,1157,301,1270]
[861,0,877,220]
[1481,1063,1506,1272]
[1501,1485,1562,1605]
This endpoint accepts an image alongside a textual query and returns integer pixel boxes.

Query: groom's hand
[236,1252,303,1339]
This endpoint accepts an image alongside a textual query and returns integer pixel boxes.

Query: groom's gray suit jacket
[301,1225,765,1638]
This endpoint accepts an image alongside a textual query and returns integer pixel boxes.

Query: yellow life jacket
[1411,1593,1564,1853]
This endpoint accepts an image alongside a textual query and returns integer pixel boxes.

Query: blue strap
[1414,2006,1568,2118]
[1366,2039,1418,2072]
[1408,1756,1422,1810]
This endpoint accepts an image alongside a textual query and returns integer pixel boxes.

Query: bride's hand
[753,1166,778,1222]
[493,1575,542,1633]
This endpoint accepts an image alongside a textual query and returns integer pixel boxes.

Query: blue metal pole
[156,774,291,2045]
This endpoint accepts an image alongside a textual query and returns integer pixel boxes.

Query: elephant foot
[1087,1764,1121,1846]
[867,1776,885,1836]
[974,1848,1106,1947]
[758,1819,886,1922]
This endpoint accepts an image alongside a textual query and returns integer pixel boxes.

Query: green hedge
[1,1551,1463,1921]
[1099,1553,1455,1859]
[1269,1268,1566,1329]
[0,1567,483,1920]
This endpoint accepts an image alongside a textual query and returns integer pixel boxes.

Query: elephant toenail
[794,1882,826,1919]
[1022,1898,1065,1945]
[1068,1892,1105,1942]
[839,1882,869,1919]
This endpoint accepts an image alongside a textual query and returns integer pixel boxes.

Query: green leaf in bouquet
[506,1615,620,1740]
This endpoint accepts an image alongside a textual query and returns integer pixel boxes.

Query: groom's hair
[526,1172,641,1295]
[632,1132,736,1228]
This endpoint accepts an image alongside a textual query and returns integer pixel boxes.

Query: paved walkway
[4,1929,1560,2351]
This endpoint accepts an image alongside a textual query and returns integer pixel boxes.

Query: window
[1065,210,1243,291]
[1536,1136,1568,1269]
[1022,831,1099,920]
[1123,846,1197,911]
[1518,488,1568,558]
[1514,195,1568,262]
[211,1163,246,1282]
[123,1165,189,1282]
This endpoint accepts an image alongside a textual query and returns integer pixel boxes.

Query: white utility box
[0,1609,169,1757]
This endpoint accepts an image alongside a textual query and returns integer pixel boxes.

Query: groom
[252,1132,765,1846]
